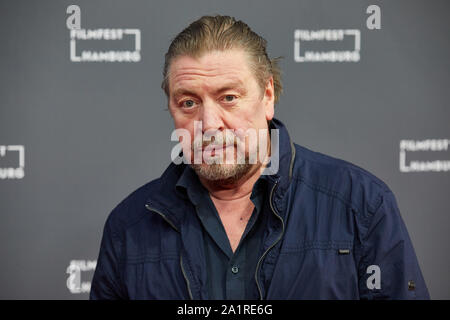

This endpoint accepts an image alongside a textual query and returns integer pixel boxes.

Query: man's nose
[199,100,224,132]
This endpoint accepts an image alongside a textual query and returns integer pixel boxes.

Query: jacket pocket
[267,240,359,299]
[121,252,188,299]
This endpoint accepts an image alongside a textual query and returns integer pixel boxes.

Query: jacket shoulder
[103,177,163,236]
[291,143,393,213]
[103,162,185,235]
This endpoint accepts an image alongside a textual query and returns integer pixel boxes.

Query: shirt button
[231,266,239,274]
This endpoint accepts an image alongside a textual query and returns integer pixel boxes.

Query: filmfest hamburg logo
[66,259,97,294]
[400,139,450,172]
[0,145,25,179]
[66,5,141,62]
[293,6,381,62]
[294,29,361,62]
[70,28,141,62]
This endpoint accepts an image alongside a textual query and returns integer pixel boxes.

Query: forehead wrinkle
[168,48,253,79]
[170,60,249,83]
[171,71,247,95]
[172,50,248,71]
[171,66,245,81]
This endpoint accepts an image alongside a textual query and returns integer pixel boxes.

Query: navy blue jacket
[90,118,430,300]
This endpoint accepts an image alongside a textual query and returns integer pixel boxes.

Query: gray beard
[189,135,267,184]
[190,162,253,184]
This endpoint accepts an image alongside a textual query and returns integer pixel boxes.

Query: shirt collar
[175,165,206,206]
[176,165,269,206]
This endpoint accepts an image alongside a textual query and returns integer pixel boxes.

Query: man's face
[167,49,275,182]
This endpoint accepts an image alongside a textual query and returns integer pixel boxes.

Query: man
[90,15,429,299]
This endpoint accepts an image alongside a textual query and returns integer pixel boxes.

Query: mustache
[192,133,243,150]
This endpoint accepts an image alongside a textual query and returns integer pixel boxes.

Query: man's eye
[182,100,195,108]
[223,95,236,102]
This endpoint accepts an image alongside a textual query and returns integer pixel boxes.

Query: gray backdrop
[0,0,449,299]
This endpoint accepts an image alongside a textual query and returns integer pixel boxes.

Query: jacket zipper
[145,204,179,232]
[145,204,194,300]
[180,255,194,300]
[254,179,285,300]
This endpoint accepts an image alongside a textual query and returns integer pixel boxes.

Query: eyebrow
[172,81,247,100]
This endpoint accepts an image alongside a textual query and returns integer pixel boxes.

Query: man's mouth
[203,143,232,152]
[194,144,235,157]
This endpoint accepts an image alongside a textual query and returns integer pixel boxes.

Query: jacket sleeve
[90,213,127,300]
[357,189,430,299]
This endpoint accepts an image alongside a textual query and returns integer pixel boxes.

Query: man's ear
[263,76,275,121]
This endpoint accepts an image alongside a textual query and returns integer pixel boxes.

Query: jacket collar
[264,117,296,193]
[144,117,296,228]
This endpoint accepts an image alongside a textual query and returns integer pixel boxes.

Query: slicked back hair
[162,15,283,104]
